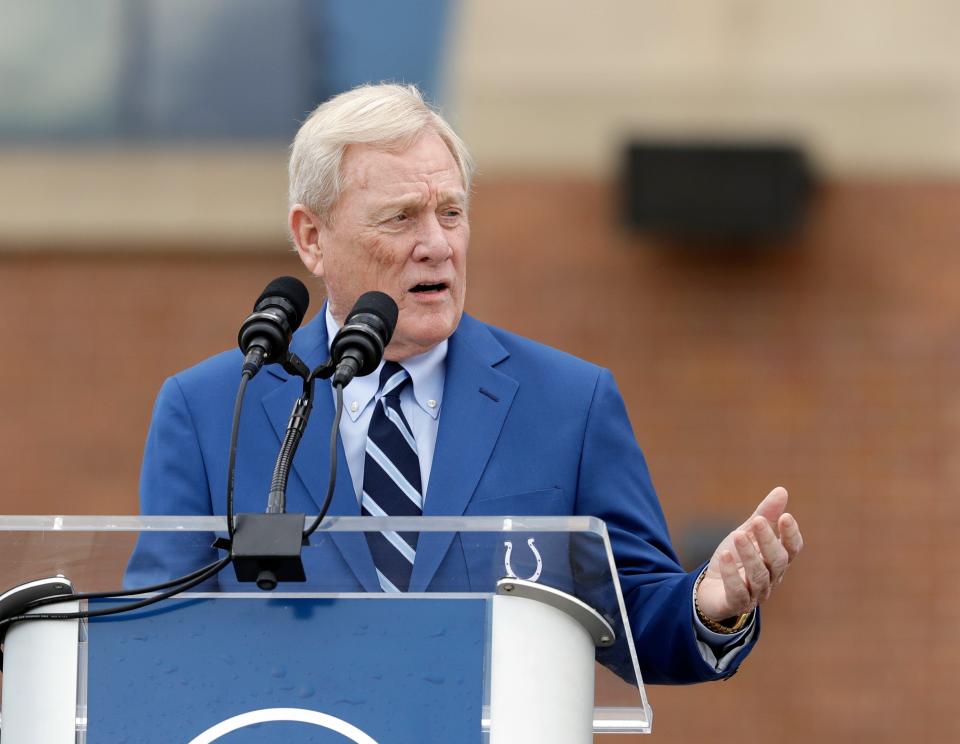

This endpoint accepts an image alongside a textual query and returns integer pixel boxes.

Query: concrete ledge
[0,147,290,251]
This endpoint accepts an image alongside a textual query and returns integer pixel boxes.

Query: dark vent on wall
[621,141,814,242]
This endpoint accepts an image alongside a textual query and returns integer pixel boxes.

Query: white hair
[288,83,475,222]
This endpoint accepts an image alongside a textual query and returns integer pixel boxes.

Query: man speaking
[128,84,803,684]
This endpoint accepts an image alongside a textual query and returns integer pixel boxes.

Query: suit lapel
[409,316,517,591]
[260,310,381,592]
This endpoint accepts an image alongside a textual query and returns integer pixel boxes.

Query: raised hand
[695,486,803,623]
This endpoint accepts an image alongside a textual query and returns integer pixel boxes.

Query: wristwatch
[694,570,752,634]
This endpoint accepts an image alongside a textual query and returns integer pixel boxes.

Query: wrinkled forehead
[339,135,466,200]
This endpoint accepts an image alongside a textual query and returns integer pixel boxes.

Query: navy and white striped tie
[361,362,422,592]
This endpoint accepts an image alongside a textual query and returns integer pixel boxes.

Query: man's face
[298,131,469,361]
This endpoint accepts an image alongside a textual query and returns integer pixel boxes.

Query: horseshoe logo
[503,538,543,582]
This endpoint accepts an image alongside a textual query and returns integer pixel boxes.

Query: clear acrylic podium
[0,515,652,742]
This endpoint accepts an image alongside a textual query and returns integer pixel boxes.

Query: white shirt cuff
[691,574,756,673]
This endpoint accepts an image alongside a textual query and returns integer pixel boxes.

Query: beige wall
[451,0,960,176]
[0,148,289,249]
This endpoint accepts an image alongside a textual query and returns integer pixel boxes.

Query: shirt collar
[325,304,446,422]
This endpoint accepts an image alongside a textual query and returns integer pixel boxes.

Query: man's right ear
[289,204,324,277]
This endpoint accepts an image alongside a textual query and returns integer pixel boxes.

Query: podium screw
[502,583,515,593]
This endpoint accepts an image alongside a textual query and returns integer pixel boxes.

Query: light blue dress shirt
[325,306,754,668]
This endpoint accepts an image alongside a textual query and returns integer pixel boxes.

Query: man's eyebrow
[375,193,428,214]
[377,190,466,213]
[436,189,467,206]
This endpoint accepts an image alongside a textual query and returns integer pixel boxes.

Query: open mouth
[409,282,448,294]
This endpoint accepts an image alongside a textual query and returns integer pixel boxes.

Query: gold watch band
[694,570,751,634]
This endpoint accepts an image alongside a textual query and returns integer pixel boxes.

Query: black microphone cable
[225,368,252,540]
[0,556,231,629]
[302,380,345,540]
[0,554,233,670]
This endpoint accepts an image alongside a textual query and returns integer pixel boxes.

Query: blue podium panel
[86,596,486,744]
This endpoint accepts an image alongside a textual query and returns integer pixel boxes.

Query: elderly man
[129,84,802,684]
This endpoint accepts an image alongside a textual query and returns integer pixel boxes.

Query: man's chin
[386,314,461,360]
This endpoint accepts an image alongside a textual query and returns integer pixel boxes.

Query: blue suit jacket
[128,311,756,684]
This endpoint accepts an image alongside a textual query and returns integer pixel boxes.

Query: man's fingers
[708,492,800,618]
[780,513,804,561]
[750,516,790,583]
[751,486,789,525]
[718,550,750,613]
[735,530,771,602]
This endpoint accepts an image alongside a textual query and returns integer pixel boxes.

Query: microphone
[330,292,399,388]
[237,277,310,377]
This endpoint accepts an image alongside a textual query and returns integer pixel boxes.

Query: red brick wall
[1,179,957,741]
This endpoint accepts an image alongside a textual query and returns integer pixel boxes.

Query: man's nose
[412,214,453,262]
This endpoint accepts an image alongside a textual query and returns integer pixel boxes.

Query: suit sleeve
[124,376,220,588]
[575,368,757,683]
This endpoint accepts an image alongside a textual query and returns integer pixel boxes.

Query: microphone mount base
[230,513,307,591]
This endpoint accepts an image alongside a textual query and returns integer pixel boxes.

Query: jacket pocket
[465,487,565,516]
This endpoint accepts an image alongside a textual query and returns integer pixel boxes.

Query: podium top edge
[0,514,609,536]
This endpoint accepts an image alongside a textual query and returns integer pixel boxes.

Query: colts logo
[503,538,543,582]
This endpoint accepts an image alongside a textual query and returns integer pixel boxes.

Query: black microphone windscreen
[350,291,399,340]
[256,277,310,329]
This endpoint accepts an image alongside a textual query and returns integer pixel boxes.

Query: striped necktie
[361,361,423,592]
